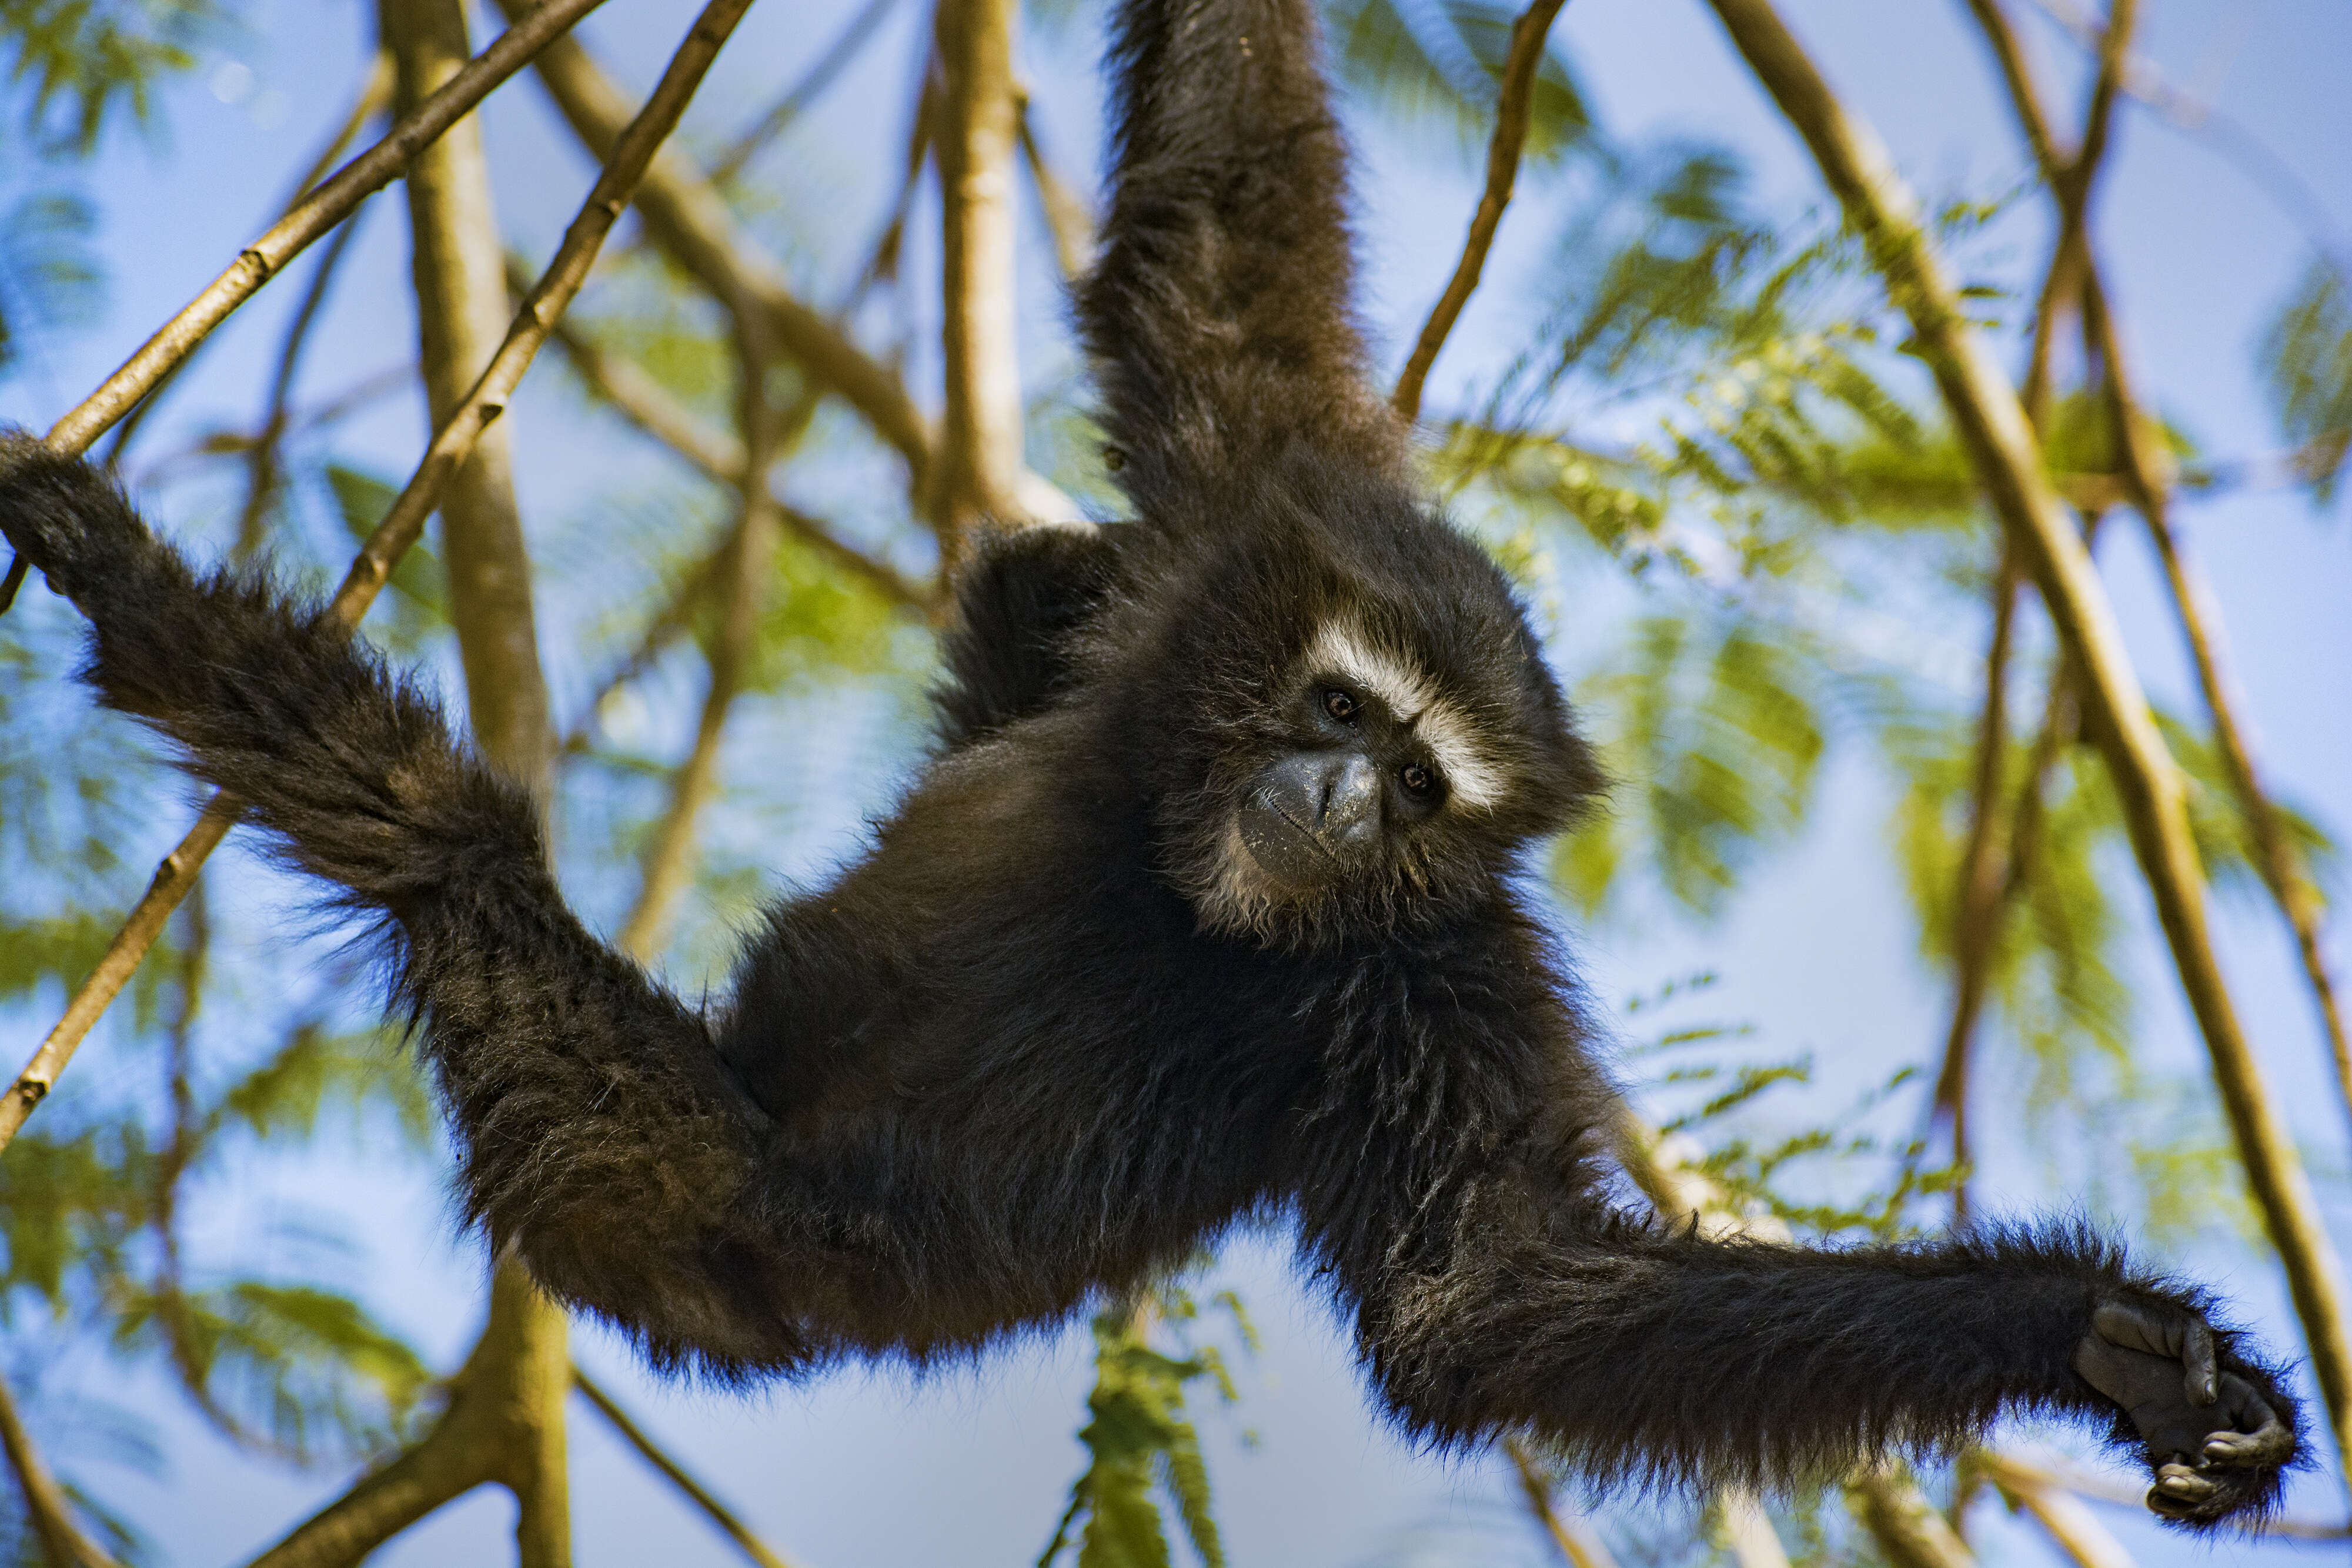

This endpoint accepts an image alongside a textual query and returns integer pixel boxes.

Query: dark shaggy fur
[0,0,2302,1530]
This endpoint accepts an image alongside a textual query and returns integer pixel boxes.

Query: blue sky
[1,0,2347,1564]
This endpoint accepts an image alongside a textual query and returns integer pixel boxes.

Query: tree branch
[574,1372,806,1568]
[614,322,781,962]
[100,49,398,470]
[0,1372,125,1568]
[1504,1437,1621,1568]
[1975,1452,2137,1568]
[1705,0,2352,1477]
[1847,1467,1976,1568]
[243,1263,569,1568]
[493,0,937,490]
[1391,0,1569,422]
[934,0,1030,551]
[2077,259,2352,1136]
[1929,549,2018,1221]
[1018,97,1094,285]
[534,302,936,611]
[387,0,554,785]
[0,0,757,1156]
[710,0,903,185]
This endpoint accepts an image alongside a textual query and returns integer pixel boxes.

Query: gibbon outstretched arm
[1078,0,1407,502]
[1343,1208,2300,1526]
[0,440,802,1370]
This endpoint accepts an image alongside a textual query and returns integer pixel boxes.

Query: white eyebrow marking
[1301,620,1505,811]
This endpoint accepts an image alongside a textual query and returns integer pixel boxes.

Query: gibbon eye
[1322,688,1358,723]
[1399,762,1436,796]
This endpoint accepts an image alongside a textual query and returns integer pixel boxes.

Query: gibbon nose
[1240,750,1384,885]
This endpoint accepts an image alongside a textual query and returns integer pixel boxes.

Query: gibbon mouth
[1237,750,1381,886]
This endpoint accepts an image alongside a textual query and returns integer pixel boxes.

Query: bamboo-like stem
[1391,0,1568,422]
[574,1373,805,1568]
[0,1372,125,1568]
[1504,1437,1621,1568]
[614,322,782,962]
[1977,0,2352,1312]
[0,0,757,1158]
[1976,1452,2137,1568]
[934,0,1030,553]
[494,0,936,491]
[1705,0,2352,1478]
[387,4,574,1552]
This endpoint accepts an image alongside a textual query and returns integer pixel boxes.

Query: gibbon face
[1132,467,1602,950]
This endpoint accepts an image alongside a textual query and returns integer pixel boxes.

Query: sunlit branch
[1705,0,2352,1476]
[1977,0,2352,1211]
[934,0,1031,551]
[0,0,757,1158]
[2077,261,2352,1135]
[1847,1466,1976,1568]
[1391,0,1570,422]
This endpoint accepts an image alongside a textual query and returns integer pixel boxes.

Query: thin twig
[2078,262,2352,1134]
[1999,1449,2351,1540]
[0,1371,124,1568]
[101,49,397,470]
[1929,547,2018,1221]
[1505,1437,1621,1568]
[1706,0,2352,1481]
[41,0,611,463]
[0,0,757,1156]
[1391,0,1569,422]
[493,0,937,489]
[1018,98,1095,284]
[233,207,372,559]
[710,0,903,183]
[615,319,783,961]
[534,301,936,610]
[574,1372,805,1568]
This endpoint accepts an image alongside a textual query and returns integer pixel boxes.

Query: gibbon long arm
[0,0,2306,1531]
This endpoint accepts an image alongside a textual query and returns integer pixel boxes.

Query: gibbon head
[1127,456,1601,948]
